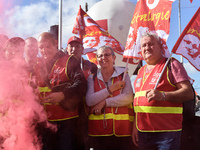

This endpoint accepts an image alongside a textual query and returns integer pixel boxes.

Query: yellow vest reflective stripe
[135,90,183,114]
[134,106,183,114]
[38,86,51,93]
[88,74,133,136]
[88,113,134,122]
[134,58,183,132]
[135,91,146,98]
[135,90,166,98]
[44,103,59,105]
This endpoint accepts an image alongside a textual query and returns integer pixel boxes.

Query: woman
[86,45,134,150]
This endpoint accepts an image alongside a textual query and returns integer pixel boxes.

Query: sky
[0,0,200,93]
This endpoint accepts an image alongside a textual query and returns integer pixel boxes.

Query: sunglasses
[97,53,112,58]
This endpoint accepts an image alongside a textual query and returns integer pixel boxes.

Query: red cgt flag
[72,6,85,36]
[172,7,200,71]
[72,6,124,55]
[123,0,174,64]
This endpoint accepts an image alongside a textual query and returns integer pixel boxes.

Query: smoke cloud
[0,56,56,150]
[0,0,100,149]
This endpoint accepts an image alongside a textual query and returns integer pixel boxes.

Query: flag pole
[115,58,129,114]
[178,0,183,63]
[122,58,129,81]
[154,53,173,89]
[58,0,62,50]
[154,0,182,88]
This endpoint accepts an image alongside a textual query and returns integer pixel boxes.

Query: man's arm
[146,81,194,103]
[163,81,194,103]
[146,58,194,103]
[43,56,87,111]
[60,56,87,111]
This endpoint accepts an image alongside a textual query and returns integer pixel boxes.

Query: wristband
[162,92,166,101]
[107,86,112,95]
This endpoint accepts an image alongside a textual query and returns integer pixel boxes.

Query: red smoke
[0,55,56,149]
[0,1,57,149]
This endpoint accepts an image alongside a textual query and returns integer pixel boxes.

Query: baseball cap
[67,36,82,45]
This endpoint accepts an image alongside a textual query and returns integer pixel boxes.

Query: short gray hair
[97,45,115,56]
[140,32,162,46]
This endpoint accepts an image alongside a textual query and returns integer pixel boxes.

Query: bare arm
[146,58,194,103]
[164,81,194,103]
[146,80,194,103]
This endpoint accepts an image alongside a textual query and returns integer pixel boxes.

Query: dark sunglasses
[97,53,112,58]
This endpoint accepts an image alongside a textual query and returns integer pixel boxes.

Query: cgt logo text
[150,72,160,84]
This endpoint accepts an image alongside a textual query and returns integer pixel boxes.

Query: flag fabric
[189,76,195,85]
[72,6,85,37]
[123,0,174,64]
[190,0,193,3]
[72,6,124,55]
[172,7,200,71]
[86,51,98,65]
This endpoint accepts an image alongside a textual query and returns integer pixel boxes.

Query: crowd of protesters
[0,32,198,150]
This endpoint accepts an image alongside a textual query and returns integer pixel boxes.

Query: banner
[72,6,124,55]
[172,7,200,71]
[123,0,174,64]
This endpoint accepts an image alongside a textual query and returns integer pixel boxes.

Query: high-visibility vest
[82,59,92,80]
[134,58,183,132]
[38,55,79,121]
[88,74,134,136]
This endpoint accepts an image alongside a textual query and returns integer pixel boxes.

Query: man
[66,36,97,150]
[132,32,194,150]
[24,37,38,67]
[24,37,39,89]
[66,36,97,79]
[37,32,87,150]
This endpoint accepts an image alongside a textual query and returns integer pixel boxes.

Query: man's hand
[43,92,65,104]
[146,89,164,102]
[146,81,194,103]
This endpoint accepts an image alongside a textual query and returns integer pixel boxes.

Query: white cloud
[2,0,100,48]
[4,2,57,38]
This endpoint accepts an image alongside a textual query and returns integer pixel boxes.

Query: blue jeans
[138,131,181,150]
